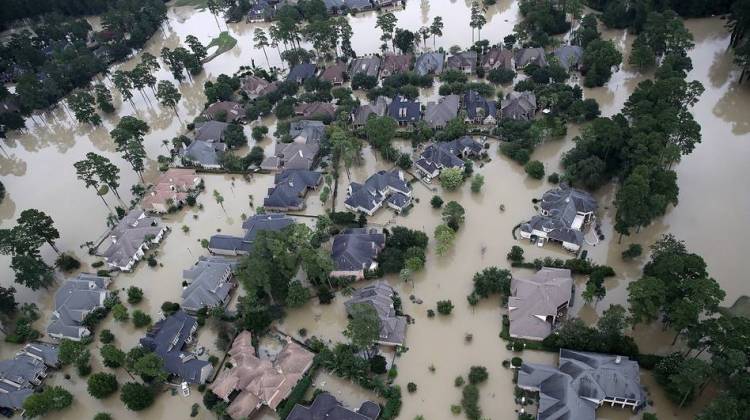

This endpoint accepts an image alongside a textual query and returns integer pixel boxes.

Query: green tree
[253,28,271,68]
[344,303,381,356]
[112,303,129,322]
[469,1,487,42]
[439,167,464,191]
[155,80,181,117]
[286,281,310,308]
[430,195,444,209]
[22,386,73,417]
[394,28,416,54]
[437,300,454,315]
[132,310,152,328]
[471,267,511,299]
[524,160,545,179]
[582,39,623,87]
[470,174,484,193]
[120,382,155,411]
[365,115,396,150]
[127,286,144,304]
[15,209,60,254]
[468,366,488,384]
[430,16,444,48]
[185,35,208,62]
[441,201,465,230]
[10,252,54,290]
[375,12,398,52]
[434,224,456,256]
[112,70,134,106]
[67,90,102,126]
[100,344,126,369]
[87,372,119,399]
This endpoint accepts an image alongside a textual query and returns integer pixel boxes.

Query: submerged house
[463,90,497,125]
[246,0,278,22]
[508,267,572,341]
[345,281,407,347]
[181,140,227,169]
[387,95,421,127]
[0,343,59,413]
[331,228,386,279]
[294,101,336,120]
[98,209,167,271]
[481,46,514,70]
[194,120,230,143]
[241,75,278,99]
[500,91,537,121]
[139,310,213,384]
[518,349,647,419]
[344,169,412,216]
[263,169,323,211]
[424,94,460,129]
[142,169,202,213]
[380,53,412,78]
[415,52,445,76]
[287,392,381,420]
[260,120,324,171]
[181,256,239,314]
[519,185,597,252]
[415,136,483,178]
[209,213,294,256]
[515,47,548,69]
[320,61,348,85]
[349,56,381,78]
[352,96,390,128]
[286,63,317,83]
[446,50,478,74]
[210,331,314,419]
[47,273,111,341]
[553,45,584,71]
[203,101,244,122]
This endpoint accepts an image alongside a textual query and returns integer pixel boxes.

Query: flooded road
[0,1,748,419]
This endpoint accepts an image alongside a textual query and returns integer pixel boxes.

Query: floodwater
[0,0,748,419]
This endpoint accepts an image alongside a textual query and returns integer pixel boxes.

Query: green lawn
[204,31,238,63]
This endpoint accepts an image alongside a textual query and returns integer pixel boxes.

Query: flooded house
[349,56,381,78]
[241,75,278,99]
[330,228,386,279]
[500,91,538,121]
[553,45,584,71]
[181,121,230,169]
[142,169,201,214]
[508,267,572,341]
[47,273,112,341]
[181,256,239,314]
[261,120,324,172]
[287,392,381,420]
[481,46,514,71]
[446,50,478,74]
[519,185,597,252]
[286,63,317,83]
[463,90,497,125]
[345,281,407,347]
[209,213,294,256]
[517,349,647,419]
[380,53,412,78]
[202,101,245,122]
[194,120,230,143]
[246,0,278,22]
[415,136,482,178]
[515,47,548,69]
[293,101,336,120]
[424,94,460,129]
[210,331,314,419]
[344,169,412,216]
[97,209,167,271]
[352,96,390,129]
[414,52,445,76]
[139,310,213,384]
[263,169,323,211]
[0,343,59,413]
[320,61,348,85]
[387,95,421,127]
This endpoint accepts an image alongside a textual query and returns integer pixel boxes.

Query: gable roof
[181,256,238,313]
[553,45,584,69]
[287,63,317,82]
[387,95,421,123]
[287,392,380,420]
[349,56,381,77]
[415,137,481,174]
[345,169,411,213]
[320,62,348,84]
[98,210,165,269]
[381,53,412,76]
[446,50,478,71]
[481,47,514,70]
[331,228,385,272]
[424,94,460,128]
[515,47,548,68]
[509,267,572,340]
[194,120,230,142]
[264,170,323,210]
[500,91,537,120]
[415,52,445,75]
[47,273,111,339]
[139,310,212,384]
[345,281,407,346]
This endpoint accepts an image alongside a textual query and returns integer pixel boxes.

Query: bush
[487,68,516,85]
[370,355,388,374]
[127,287,144,305]
[621,244,643,260]
[430,195,444,209]
[461,384,481,420]
[132,310,152,328]
[547,172,560,184]
[468,366,488,385]
[470,174,484,193]
[93,413,112,420]
[388,366,398,380]
[120,382,155,411]
[88,372,119,399]
[439,167,464,191]
[506,246,524,262]
[396,153,412,170]
[55,254,81,272]
[511,357,523,367]
[427,309,435,318]
[407,382,417,393]
[436,300,454,315]
[454,376,465,387]
[161,301,181,316]
[524,160,545,179]
[451,404,462,414]
[99,329,115,344]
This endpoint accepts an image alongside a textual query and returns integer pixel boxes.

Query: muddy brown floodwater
[1,1,749,419]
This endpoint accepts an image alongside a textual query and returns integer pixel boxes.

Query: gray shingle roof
[287,392,380,420]
[553,45,584,69]
[415,136,482,176]
[349,56,381,77]
[515,47,548,68]
[194,120,230,142]
[98,209,165,270]
[352,96,390,126]
[463,90,497,122]
[182,140,227,167]
[47,273,111,340]
[508,267,572,341]
[263,170,322,210]
[518,349,646,420]
[345,169,411,214]
[380,53,412,77]
[287,63,317,83]
[0,343,58,411]
[331,228,385,272]
[540,185,598,219]
[500,91,537,121]
[261,120,323,171]
[181,256,238,313]
[345,281,407,346]
[140,311,213,384]
[209,213,294,255]
[387,95,421,124]
[424,94,460,128]
[446,51,477,72]
[415,52,445,75]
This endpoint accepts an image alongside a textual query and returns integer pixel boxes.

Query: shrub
[506,245,524,262]
[388,366,398,380]
[161,301,181,316]
[461,384,481,420]
[437,300,454,315]
[454,376,465,387]
[524,160,545,179]
[127,287,144,305]
[396,153,412,170]
[370,355,388,374]
[430,195,444,209]
[487,68,516,85]
[99,329,115,344]
[427,309,435,318]
[621,244,643,260]
[120,382,155,411]
[94,413,113,420]
[55,254,81,272]
[439,167,464,191]
[470,174,484,193]
[92,261,104,268]
[547,172,560,184]
[88,372,119,399]
[468,366,488,385]
[451,404,462,414]
[132,310,152,328]
[407,382,417,393]
[511,357,523,367]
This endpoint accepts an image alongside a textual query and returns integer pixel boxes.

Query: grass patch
[172,0,209,9]
[204,31,237,62]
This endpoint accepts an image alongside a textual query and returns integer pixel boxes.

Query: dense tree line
[727,0,750,83]
[0,0,112,30]
[587,0,734,30]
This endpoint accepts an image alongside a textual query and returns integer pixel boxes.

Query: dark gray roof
[515,47,548,68]
[415,136,481,175]
[181,256,238,313]
[349,56,381,77]
[508,268,572,340]
[481,47,514,70]
[345,281,407,346]
[182,140,227,167]
[98,210,165,270]
[0,343,58,411]
[553,45,584,69]
[287,63,317,83]
[352,96,390,126]
[387,95,421,124]
[194,120,230,142]
[290,119,326,141]
[540,185,597,219]
[415,52,445,75]
[424,95,460,128]
[264,170,322,210]
[446,51,477,72]
[209,213,294,254]
[500,91,537,121]
[262,120,324,171]
[331,228,385,272]
[345,169,411,213]
[287,392,380,420]
[140,311,212,384]
[463,90,497,121]
[520,215,584,247]
[48,273,111,340]
[518,349,646,420]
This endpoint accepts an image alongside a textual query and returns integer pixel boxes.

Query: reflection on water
[0,2,749,419]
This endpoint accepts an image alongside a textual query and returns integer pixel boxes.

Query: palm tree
[430,16,444,49]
